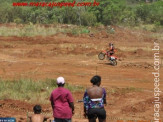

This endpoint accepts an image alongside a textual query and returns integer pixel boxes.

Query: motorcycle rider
[107,43,115,56]
[98,43,117,65]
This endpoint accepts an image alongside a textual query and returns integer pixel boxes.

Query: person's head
[109,43,113,46]
[90,75,101,86]
[33,105,42,114]
[57,77,65,87]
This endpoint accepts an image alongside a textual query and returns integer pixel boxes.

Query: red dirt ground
[0,24,163,122]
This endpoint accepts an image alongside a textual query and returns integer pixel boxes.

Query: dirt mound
[66,33,74,37]
[115,48,127,60]
[0,99,52,121]
[131,48,152,57]
[133,49,144,55]
[26,49,43,58]
[121,62,153,69]
[122,96,163,114]
[70,47,98,56]
[0,99,33,112]
[0,99,32,121]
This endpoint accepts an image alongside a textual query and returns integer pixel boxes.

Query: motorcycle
[98,50,117,66]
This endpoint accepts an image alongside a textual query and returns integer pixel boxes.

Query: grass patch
[0,78,84,104]
[108,87,143,95]
[0,24,91,37]
[0,25,58,37]
[133,24,163,33]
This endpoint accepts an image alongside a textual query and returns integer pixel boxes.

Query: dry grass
[0,78,84,104]
[0,24,90,37]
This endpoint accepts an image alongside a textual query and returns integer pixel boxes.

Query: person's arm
[69,102,74,114]
[50,93,54,110]
[103,88,107,105]
[83,106,87,118]
[83,90,89,118]
[51,101,54,110]
[27,115,32,122]
[44,115,53,122]
[67,91,75,114]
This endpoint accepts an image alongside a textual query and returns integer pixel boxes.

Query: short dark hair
[90,75,101,85]
[33,105,41,114]
[57,83,65,87]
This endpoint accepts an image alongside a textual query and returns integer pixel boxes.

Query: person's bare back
[28,105,51,122]
[30,114,44,122]
[87,86,103,99]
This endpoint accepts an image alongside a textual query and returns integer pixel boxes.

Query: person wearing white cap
[50,77,74,122]
[57,77,65,84]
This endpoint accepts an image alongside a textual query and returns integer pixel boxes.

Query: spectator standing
[83,75,107,122]
[50,77,74,122]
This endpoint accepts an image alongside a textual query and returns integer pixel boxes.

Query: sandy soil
[0,24,163,122]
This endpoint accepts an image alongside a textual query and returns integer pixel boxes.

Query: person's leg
[88,109,97,122]
[54,118,63,122]
[55,118,71,122]
[65,119,71,122]
[89,118,96,122]
[98,118,106,122]
[96,108,106,122]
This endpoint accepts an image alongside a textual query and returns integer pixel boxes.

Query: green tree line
[0,0,162,26]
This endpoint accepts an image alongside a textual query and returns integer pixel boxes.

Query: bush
[135,1,163,25]
[81,12,97,26]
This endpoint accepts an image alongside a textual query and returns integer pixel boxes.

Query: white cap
[57,77,65,84]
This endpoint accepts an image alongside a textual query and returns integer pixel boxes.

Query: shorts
[87,108,106,120]
[54,118,71,122]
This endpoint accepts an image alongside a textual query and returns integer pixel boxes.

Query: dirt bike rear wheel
[111,60,117,66]
[98,53,105,60]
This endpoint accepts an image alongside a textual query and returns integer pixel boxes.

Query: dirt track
[0,25,163,121]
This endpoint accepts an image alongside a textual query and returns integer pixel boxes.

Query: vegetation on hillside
[0,0,162,27]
